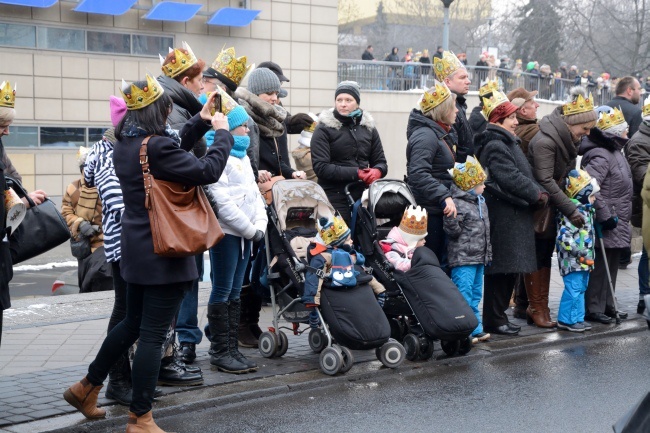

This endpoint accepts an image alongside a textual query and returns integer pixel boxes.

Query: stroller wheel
[440,339,460,357]
[403,333,420,361]
[378,339,405,369]
[457,337,472,356]
[259,331,279,358]
[276,331,289,357]
[418,336,435,360]
[319,347,343,375]
[336,345,354,374]
[389,317,406,341]
[308,328,327,353]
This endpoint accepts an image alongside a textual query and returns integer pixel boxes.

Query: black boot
[158,355,203,386]
[248,290,264,340]
[239,285,259,348]
[105,352,132,406]
[179,342,196,364]
[228,300,258,372]
[207,303,249,374]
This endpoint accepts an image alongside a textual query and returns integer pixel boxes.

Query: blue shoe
[557,321,584,332]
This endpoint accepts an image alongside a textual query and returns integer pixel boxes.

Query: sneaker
[472,332,491,342]
[579,321,592,331]
[557,321,585,332]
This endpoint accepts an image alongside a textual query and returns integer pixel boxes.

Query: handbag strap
[140,136,154,210]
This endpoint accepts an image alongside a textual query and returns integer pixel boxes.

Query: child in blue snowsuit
[556,169,598,332]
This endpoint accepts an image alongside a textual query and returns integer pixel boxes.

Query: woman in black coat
[474,91,548,336]
[63,79,232,431]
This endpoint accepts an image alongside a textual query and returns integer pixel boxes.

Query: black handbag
[5,177,70,264]
[70,236,91,260]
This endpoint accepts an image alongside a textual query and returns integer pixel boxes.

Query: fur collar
[579,127,628,154]
[318,108,375,131]
[235,88,286,138]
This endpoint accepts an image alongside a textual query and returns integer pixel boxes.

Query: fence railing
[338,59,619,105]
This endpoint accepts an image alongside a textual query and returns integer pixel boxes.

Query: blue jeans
[176,254,204,345]
[208,234,251,304]
[451,264,484,336]
[639,246,650,297]
[558,271,589,325]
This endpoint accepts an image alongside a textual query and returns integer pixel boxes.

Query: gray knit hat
[335,80,361,104]
[247,67,281,96]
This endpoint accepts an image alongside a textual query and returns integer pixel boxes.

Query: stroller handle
[344,181,366,206]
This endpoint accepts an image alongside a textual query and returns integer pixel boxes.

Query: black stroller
[346,179,477,360]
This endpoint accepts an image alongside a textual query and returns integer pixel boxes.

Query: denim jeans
[558,271,589,325]
[208,234,251,304]
[176,254,204,345]
[451,264,484,336]
[87,281,189,416]
[639,246,650,297]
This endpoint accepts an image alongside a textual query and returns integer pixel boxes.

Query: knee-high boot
[238,285,259,348]
[538,267,556,326]
[207,303,249,374]
[525,269,555,328]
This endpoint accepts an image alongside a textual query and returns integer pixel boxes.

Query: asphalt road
[149,332,650,433]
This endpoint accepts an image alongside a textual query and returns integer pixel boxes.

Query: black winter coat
[453,94,474,162]
[468,105,487,135]
[0,139,10,312]
[113,115,232,285]
[311,109,387,195]
[625,121,650,227]
[606,96,642,137]
[475,125,542,274]
[406,109,457,215]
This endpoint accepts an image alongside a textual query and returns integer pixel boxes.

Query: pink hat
[109,95,127,127]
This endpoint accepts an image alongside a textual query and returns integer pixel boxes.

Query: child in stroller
[379,205,428,271]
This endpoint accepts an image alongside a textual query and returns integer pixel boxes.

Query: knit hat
[397,205,428,250]
[563,87,598,125]
[335,81,361,104]
[448,156,487,191]
[247,67,281,96]
[318,215,350,247]
[226,105,250,131]
[109,95,127,127]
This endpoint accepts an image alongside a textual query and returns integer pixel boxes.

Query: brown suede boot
[538,267,557,326]
[126,411,174,433]
[63,377,106,420]
[524,270,555,328]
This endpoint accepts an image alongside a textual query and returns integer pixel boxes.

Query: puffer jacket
[406,109,458,215]
[625,120,650,227]
[579,127,633,249]
[311,108,387,195]
[556,200,595,276]
[453,94,474,163]
[207,154,267,241]
[443,184,492,268]
[379,226,416,272]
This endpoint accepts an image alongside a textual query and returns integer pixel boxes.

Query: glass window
[40,127,85,147]
[133,34,174,56]
[37,27,84,51]
[2,126,38,148]
[0,23,36,48]
[87,31,130,54]
[88,127,107,144]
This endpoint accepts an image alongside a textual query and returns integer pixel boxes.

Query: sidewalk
[0,257,647,432]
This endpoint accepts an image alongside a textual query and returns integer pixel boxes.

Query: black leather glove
[251,230,264,243]
[600,216,618,231]
[286,113,315,134]
[79,220,95,238]
[568,210,585,228]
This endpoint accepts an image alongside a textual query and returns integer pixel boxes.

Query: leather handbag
[141,136,224,257]
[533,205,554,235]
[70,236,91,260]
[258,175,284,205]
[5,176,70,264]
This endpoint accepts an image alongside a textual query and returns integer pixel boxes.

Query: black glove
[600,216,618,231]
[79,221,95,238]
[251,230,264,243]
[568,210,585,228]
[286,113,315,134]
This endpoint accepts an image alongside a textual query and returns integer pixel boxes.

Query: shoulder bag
[258,138,285,204]
[141,136,223,257]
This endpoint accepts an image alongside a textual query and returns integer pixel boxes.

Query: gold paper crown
[447,156,487,191]
[209,85,239,116]
[399,205,427,236]
[565,169,592,198]
[419,81,451,114]
[482,90,509,119]
[305,122,317,133]
[643,95,650,117]
[562,92,594,116]
[433,50,464,81]
[160,41,198,78]
[319,215,350,246]
[596,107,626,131]
[0,81,16,109]
[479,79,500,97]
[120,74,165,111]
[211,47,252,87]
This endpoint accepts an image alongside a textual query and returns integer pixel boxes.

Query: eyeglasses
[202,77,218,85]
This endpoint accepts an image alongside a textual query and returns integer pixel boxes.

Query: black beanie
[335,81,361,104]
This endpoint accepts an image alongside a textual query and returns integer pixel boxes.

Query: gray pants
[585,247,622,315]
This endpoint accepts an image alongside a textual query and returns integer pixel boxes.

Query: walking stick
[595,222,621,325]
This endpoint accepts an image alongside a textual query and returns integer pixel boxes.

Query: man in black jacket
[362,45,374,61]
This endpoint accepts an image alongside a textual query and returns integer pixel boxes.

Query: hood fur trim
[318,108,375,131]
[235,88,286,137]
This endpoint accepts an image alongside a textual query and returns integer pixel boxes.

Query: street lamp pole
[441,0,454,51]
[486,17,494,51]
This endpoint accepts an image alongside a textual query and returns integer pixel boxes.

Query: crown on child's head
[160,41,198,78]
[448,156,487,192]
[399,205,428,236]
[596,106,626,131]
[318,214,350,246]
[565,169,592,198]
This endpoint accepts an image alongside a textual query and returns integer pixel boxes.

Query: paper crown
[399,205,428,236]
[210,85,239,115]
[481,90,510,119]
[419,81,451,114]
[448,156,487,191]
[120,74,165,111]
[160,41,198,78]
[565,169,592,198]
[318,215,350,246]
[433,50,465,81]
[77,146,90,166]
[597,107,626,131]
[562,92,594,116]
[211,46,252,87]
[643,95,650,117]
[479,79,500,97]
[304,113,318,132]
[0,81,16,109]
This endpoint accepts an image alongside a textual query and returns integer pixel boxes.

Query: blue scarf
[348,109,362,118]
[230,135,250,158]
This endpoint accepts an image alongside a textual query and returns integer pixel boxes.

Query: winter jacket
[514,116,539,156]
[468,105,487,135]
[292,146,317,181]
[157,75,207,158]
[61,178,104,251]
[311,108,387,196]
[605,95,642,137]
[475,125,542,274]
[207,155,267,241]
[379,226,417,272]
[579,128,633,249]
[443,184,492,268]
[406,109,457,215]
[362,50,374,61]
[625,120,650,227]
[453,94,474,163]
[556,200,595,277]
[0,140,10,312]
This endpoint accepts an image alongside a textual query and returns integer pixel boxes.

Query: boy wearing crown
[556,169,597,332]
[443,157,492,343]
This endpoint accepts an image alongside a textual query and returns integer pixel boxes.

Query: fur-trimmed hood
[235,87,286,138]
[579,126,628,154]
[318,108,375,131]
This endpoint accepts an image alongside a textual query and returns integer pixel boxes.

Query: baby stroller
[259,179,405,375]
[346,179,477,360]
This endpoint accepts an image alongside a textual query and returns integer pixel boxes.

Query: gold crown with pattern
[643,95,650,117]
[597,107,626,131]
[399,205,428,236]
[211,47,252,87]
[319,215,350,246]
[447,156,487,191]
[478,79,500,97]
[481,90,509,118]
[209,85,239,116]
[565,169,592,198]
[160,41,198,78]
[562,92,594,116]
[433,50,465,81]
[120,74,165,111]
[0,81,16,109]
[419,81,451,114]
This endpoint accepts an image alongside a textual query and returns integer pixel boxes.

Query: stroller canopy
[272,179,336,232]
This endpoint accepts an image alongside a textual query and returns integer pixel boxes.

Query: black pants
[586,247,622,315]
[483,273,518,328]
[0,309,3,348]
[326,190,353,226]
[107,261,127,333]
[424,213,448,274]
[87,281,188,415]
